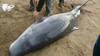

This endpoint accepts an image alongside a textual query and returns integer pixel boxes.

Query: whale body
[9,6,81,56]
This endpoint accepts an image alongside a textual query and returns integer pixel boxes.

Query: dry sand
[0,0,100,56]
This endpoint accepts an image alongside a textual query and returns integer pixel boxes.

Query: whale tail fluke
[70,0,90,16]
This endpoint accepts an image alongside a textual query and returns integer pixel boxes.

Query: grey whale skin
[9,6,81,56]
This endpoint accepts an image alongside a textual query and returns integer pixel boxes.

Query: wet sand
[0,0,100,56]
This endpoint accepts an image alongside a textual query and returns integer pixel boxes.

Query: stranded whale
[9,0,89,56]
